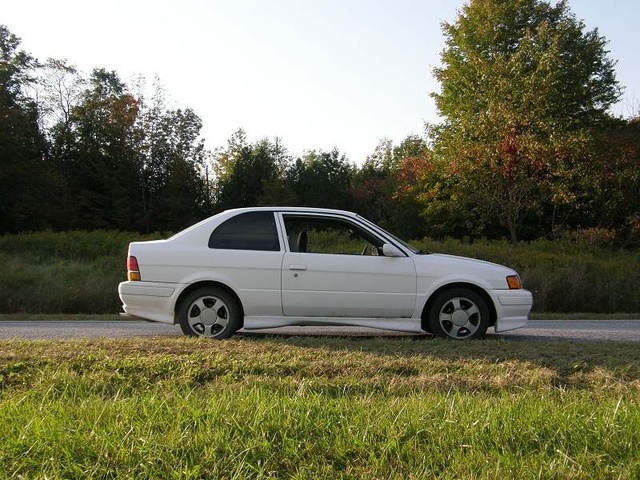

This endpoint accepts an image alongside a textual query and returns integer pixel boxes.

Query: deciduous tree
[286,149,354,211]
[355,136,430,239]
[215,131,293,210]
[430,0,621,242]
[0,25,53,233]
[52,69,143,230]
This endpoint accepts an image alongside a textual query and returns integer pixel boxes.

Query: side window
[284,216,383,255]
[209,212,280,251]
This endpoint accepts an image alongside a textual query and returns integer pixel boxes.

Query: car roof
[167,206,363,243]
[224,206,360,217]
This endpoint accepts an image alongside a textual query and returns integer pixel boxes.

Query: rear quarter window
[208,211,280,251]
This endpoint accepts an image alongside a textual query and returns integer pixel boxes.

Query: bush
[0,231,638,314]
[414,237,640,313]
[0,231,163,314]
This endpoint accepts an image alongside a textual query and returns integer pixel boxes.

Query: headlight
[506,275,522,289]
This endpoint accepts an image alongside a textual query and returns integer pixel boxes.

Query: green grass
[1,336,639,478]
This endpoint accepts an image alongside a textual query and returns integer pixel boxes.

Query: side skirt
[243,316,424,334]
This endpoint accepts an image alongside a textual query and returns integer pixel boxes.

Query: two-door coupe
[118,207,532,339]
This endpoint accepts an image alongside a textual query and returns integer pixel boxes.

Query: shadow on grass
[234,330,640,391]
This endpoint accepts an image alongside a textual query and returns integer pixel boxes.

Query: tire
[427,287,490,339]
[178,287,242,339]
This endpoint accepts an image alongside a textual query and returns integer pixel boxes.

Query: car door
[206,210,284,317]
[279,214,416,318]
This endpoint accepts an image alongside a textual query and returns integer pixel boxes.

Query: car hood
[425,253,513,270]
[413,253,517,289]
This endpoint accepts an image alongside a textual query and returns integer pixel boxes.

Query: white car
[118,207,532,339]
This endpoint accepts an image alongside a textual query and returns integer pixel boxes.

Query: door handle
[289,265,307,271]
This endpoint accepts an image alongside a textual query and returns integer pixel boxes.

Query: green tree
[286,149,354,210]
[429,0,621,242]
[142,105,210,231]
[354,136,429,239]
[0,25,54,233]
[51,68,143,230]
[36,58,85,133]
[215,131,293,210]
[37,59,86,230]
[582,117,640,246]
[128,78,212,232]
[352,140,395,225]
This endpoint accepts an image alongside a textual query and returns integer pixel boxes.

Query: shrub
[0,231,638,314]
[414,237,640,313]
[0,231,163,314]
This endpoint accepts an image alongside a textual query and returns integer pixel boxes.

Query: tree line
[1,0,638,245]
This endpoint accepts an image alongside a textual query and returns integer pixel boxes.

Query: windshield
[355,215,424,254]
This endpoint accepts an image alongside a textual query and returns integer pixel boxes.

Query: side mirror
[382,243,405,257]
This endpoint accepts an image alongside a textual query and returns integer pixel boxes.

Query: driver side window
[283,216,382,255]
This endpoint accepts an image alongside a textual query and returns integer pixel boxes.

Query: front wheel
[427,288,490,339]
[178,287,241,339]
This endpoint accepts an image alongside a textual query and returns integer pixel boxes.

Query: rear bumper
[494,289,533,332]
[118,281,179,325]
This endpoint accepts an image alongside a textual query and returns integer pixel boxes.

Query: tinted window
[209,212,280,251]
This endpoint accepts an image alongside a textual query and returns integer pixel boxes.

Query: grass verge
[1,336,639,478]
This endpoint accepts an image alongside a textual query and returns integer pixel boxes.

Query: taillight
[127,255,141,281]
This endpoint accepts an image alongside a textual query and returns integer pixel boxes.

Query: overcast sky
[4,0,639,163]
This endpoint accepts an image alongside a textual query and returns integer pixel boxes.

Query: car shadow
[235,329,640,391]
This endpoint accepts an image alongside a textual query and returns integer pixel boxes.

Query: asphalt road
[0,319,639,342]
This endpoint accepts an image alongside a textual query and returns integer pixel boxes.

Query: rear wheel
[178,287,241,339]
[428,288,490,339]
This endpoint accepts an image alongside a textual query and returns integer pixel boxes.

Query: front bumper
[494,289,533,332]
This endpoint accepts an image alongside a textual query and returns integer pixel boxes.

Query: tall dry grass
[0,231,638,313]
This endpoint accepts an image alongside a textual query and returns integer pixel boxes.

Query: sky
[4,0,639,164]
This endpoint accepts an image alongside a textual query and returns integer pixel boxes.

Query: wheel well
[174,281,245,326]
[420,283,497,333]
